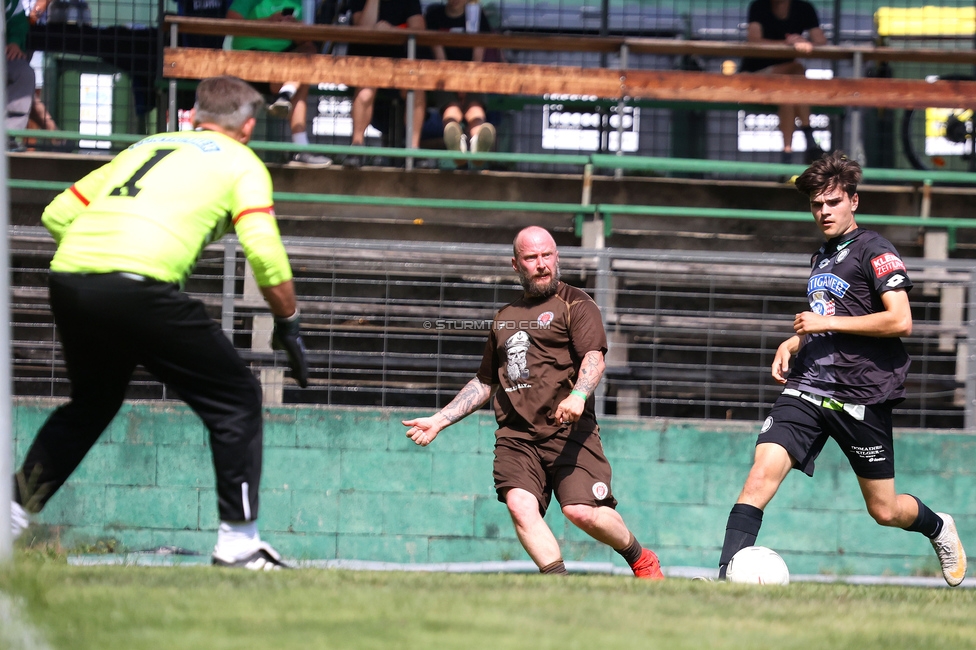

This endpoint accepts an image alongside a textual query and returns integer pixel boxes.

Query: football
[726,546,790,585]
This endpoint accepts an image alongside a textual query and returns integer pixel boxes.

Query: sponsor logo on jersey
[807,273,850,298]
[809,290,835,316]
[537,311,554,327]
[592,481,609,500]
[871,253,906,278]
[136,134,222,153]
[818,258,830,269]
[886,274,906,288]
[836,249,850,263]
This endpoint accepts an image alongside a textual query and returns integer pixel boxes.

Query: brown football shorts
[493,425,617,515]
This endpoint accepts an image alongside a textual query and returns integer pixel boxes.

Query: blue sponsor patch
[807,273,850,298]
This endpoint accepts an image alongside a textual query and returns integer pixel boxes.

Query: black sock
[718,503,764,578]
[904,495,943,538]
[540,560,568,575]
[615,534,643,566]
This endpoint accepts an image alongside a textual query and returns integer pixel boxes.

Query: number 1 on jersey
[109,148,177,198]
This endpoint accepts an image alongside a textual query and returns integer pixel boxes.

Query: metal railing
[10,230,976,430]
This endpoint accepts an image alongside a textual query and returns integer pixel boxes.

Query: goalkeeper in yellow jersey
[9,76,307,570]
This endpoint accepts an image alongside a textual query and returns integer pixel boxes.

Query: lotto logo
[871,253,906,278]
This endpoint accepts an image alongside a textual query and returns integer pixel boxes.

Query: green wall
[12,398,975,576]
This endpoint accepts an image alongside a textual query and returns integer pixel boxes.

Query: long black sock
[903,495,943,539]
[718,503,764,579]
[615,534,643,566]
[540,559,568,575]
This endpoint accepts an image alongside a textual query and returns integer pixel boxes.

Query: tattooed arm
[553,350,605,425]
[403,376,493,446]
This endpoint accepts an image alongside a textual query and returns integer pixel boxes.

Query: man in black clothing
[343,0,427,167]
[717,152,967,587]
[740,0,826,159]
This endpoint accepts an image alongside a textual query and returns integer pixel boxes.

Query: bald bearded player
[403,226,664,578]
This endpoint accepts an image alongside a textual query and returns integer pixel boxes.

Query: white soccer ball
[726,546,790,585]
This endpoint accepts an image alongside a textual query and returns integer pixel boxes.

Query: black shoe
[212,543,290,570]
[343,154,363,169]
[413,157,438,170]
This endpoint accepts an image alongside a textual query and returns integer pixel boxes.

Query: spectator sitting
[343,0,427,168]
[227,0,333,167]
[6,0,35,149]
[178,0,232,49]
[739,0,827,161]
[424,0,494,165]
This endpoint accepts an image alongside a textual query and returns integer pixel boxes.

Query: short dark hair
[193,76,264,131]
[794,151,862,198]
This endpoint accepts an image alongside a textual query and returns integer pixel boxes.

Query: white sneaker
[11,501,29,540]
[443,121,465,152]
[212,541,290,570]
[472,122,495,152]
[931,513,967,587]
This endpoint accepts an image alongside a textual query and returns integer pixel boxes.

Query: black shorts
[757,393,895,480]
[493,425,617,515]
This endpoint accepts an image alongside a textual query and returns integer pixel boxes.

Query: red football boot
[630,548,665,580]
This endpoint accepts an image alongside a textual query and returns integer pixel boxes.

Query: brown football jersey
[477,282,608,440]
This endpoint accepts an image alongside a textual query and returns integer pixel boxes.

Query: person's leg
[778,104,798,153]
[463,102,486,134]
[717,442,794,577]
[504,487,564,571]
[465,100,494,157]
[135,287,284,568]
[494,436,566,573]
[550,427,663,578]
[840,402,966,586]
[858,477,966,586]
[350,87,376,146]
[288,84,309,139]
[561,503,630,548]
[441,101,467,158]
[6,59,35,132]
[136,285,263,526]
[15,274,137,514]
[762,62,805,154]
[407,89,426,149]
[857,477,920,529]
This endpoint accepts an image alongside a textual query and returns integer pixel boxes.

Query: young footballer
[717,152,966,586]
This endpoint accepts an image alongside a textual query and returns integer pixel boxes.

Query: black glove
[271,310,309,388]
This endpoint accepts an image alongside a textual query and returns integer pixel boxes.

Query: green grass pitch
[2,550,976,650]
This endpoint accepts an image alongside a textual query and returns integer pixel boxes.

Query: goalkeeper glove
[271,310,309,388]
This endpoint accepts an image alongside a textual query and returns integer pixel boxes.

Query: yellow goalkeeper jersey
[42,129,293,288]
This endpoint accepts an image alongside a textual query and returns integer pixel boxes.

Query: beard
[519,262,560,298]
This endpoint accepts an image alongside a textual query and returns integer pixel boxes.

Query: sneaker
[11,501,29,540]
[212,542,290,571]
[267,92,293,119]
[289,152,333,168]
[443,121,466,152]
[472,122,495,153]
[630,548,665,580]
[343,154,364,169]
[931,513,967,587]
